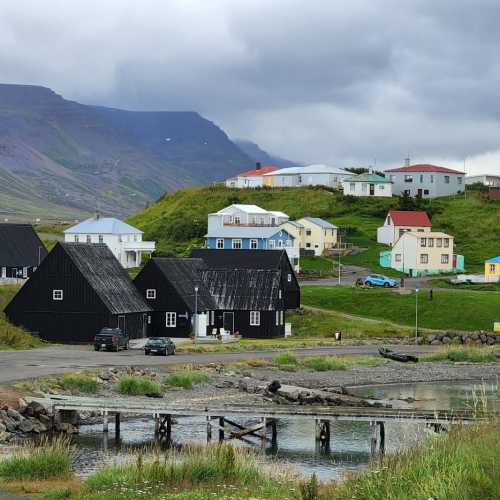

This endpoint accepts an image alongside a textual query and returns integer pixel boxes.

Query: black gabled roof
[190,248,287,270]
[151,258,216,312]
[0,224,48,267]
[61,243,152,314]
[201,268,281,311]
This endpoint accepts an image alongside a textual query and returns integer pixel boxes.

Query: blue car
[363,274,397,288]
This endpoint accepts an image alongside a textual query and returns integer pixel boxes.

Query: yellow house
[282,217,338,256]
[484,256,500,282]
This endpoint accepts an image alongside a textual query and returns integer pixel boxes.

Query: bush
[425,347,498,364]
[302,356,348,371]
[274,352,299,367]
[164,370,211,389]
[0,438,73,480]
[61,373,100,394]
[116,376,162,396]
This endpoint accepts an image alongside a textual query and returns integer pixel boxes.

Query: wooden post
[206,416,212,443]
[166,414,172,441]
[219,417,225,442]
[103,411,109,433]
[377,421,385,455]
[269,419,277,447]
[115,413,121,438]
[370,422,377,455]
[261,417,267,447]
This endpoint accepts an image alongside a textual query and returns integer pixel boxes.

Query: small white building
[377,210,432,246]
[342,173,393,197]
[64,216,155,269]
[384,164,465,198]
[263,164,354,189]
[465,174,500,187]
[225,163,278,188]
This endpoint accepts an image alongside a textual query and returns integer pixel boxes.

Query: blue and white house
[205,204,300,270]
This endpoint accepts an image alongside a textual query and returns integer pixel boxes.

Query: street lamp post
[338,233,341,286]
[415,288,419,342]
[194,286,199,337]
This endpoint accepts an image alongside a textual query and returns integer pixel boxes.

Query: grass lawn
[300,255,337,276]
[301,285,500,331]
[429,277,500,291]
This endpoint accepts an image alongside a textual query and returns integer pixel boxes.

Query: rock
[17,398,27,412]
[146,392,163,398]
[55,422,78,434]
[23,401,47,417]
[99,371,112,381]
[4,418,18,433]
[430,340,441,345]
[7,408,23,422]
[442,336,452,344]
[38,413,52,429]
[480,333,487,343]
[18,419,35,433]
[267,380,281,394]
[0,431,11,443]
[450,337,462,345]
[215,380,234,389]
[470,332,479,341]
[415,337,424,345]
[426,334,436,344]
[238,378,251,392]
[486,336,496,345]
[0,422,5,433]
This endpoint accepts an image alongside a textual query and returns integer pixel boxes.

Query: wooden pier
[30,395,496,454]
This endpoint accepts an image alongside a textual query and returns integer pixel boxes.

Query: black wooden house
[134,258,216,338]
[0,224,48,279]
[191,249,300,309]
[5,243,151,342]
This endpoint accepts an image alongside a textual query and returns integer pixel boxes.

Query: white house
[377,210,432,246]
[342,173,393,197]
[64,216,155,269]
[263,164,354,188]
[384,164,465,198]
[225,163,278,188]
[465,174,500,187]
[205,204,300,270]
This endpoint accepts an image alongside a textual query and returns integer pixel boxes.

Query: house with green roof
[342,173,393,197]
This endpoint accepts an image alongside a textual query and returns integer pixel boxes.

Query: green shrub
[61,373,100,394]
[425,347,498,364]
[274,352,299,367]
[0,438,73,480]
[164,370,211,390]
[302,356,348,371]
[116,376,162,396]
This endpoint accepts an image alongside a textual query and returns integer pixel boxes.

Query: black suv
[144,337,176,356]
[94,328,130,352]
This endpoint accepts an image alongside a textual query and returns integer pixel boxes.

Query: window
[420,174,424,183]
[250,311,260,326]
[287,273,292,282]
[86,235,91,243]
[441,254,450,264]
[53,289,63,301]
[234,216,241,225]
[98,235,103,243]
[166,312,176,327]
[436,238,442,247]
[399,229,406,237]
[268,240,275,248]
[395,253,402,262]
[250,239,258,249]
[444,238,450,248]
[133,234,137,242]
[306,243,311,248]
[232,239,242,249]
[428,238,434,247]
[444,176,450,184]
[457,177,463,185]
[216,238,224,249]
[362,183,367,193]
[349,183,355,191]
[277,240,283,248]
[420,254,429,264]
[298,175,302,184]
[279,290,282,299]
[420,238,427,247]
[280,310,284,325]
[306,229,312,236]
[490,264,496,273]
[424,189,429,195]
[276,311,280,326]
[74,235,79,243]
[404,175,413,183]
[146,289,156,299]
[380,184,385,190]
[430,175,434,183]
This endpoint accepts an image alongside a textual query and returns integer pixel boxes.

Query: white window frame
[250,311,260,326]
[216,238,224,249]
[276,311,280,326]
[146,289,156,299]
[53,289,63,301]
[395,253,402,263]
[74,235,79,243]
[268,240,275,249]
[210,310,215,325]
[441,254,450,264]
[232,239,242,249]
[98,235,104,243]
[420,254,429,264]
[280,310,284,325]
[349,182,355,191]
[444,176,450,184]
[287,273,292,282]
[250,239,258,249]
[166,312,177,327]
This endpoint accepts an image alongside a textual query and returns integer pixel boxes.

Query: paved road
[0,344,441,384]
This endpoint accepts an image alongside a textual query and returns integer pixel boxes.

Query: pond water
[68,379,499,481]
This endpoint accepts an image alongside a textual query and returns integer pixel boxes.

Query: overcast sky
[1,0,500,174]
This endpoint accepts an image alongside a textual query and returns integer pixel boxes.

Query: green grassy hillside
[128,185,500,271]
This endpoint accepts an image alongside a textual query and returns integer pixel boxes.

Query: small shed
[0,224,48,279]
[134,258,216,337]
[5,243,151,342]
[201,268,285,338]
[190,249,300,309]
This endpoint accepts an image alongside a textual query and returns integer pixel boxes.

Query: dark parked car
[94,328,129,352]
[144,337,176,356]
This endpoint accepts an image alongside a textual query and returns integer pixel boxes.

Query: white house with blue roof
[64,215,155,269]
[205,204,300,270]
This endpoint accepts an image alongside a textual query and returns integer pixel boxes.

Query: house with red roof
[377,210,432,246]
[225,162,278,188]
[384,163,465,198]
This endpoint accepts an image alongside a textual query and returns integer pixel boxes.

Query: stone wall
[419,331,500,345]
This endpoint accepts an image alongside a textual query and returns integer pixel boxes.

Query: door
[223,312,234,334]
[369,184,375,195]
[118,315,126,334]
[142,314,148,338]
[417,189,423,197]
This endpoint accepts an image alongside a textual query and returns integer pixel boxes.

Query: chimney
[255,162,261,171]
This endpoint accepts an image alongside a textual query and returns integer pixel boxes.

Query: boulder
[486,336,496,345]
[442,336,452,344]
[99,371,112,381]
[426,334,437,344]
[4,418,18,433]
[23,401,47,417]
[430,340,441,345]
[7,408,23,422]
[0,422,5,433]
[0,431,11,443]
[18,419,35,433]
[55,422,78,434]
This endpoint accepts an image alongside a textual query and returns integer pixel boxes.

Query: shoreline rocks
[420,331,500,345]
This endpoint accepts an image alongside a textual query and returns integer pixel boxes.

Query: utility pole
[338,233,341,286]
[194,285,199,337]
[415,288,419,342]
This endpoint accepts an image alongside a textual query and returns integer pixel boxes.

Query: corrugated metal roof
[388,210,432,227]
[348,173,392,183]
[65,217,143,234]
[300,217,337,229]
[61,243,151,314]
[216,204,269,214]
[191,249,289,270]
[385,164,465,174]
[0,224,48,267]
[151,258,216,311]
[264,165,353,176]
[202,268,281,311]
